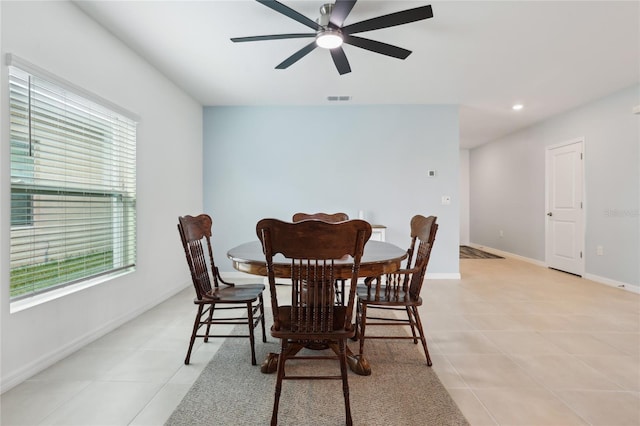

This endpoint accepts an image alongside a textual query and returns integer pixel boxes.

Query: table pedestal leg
[260,352,279,374]
[346,352,371,376]
[260,342,304,374]
[327,342,372,376]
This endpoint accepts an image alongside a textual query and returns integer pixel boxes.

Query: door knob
[547,212,553,217]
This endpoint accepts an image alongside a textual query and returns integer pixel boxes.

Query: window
[8,57,137,300]
[10,193,33,227]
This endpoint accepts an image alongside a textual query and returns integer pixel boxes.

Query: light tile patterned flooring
[1,257,639,425]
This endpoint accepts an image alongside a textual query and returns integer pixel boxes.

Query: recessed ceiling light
[512,104,524,111]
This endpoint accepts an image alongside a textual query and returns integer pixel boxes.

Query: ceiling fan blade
[330,47,352,75]
[256,0,322,31]
[231,33,315,43]
[342,5,433,35]
[344,34,411,59]
[275,41,318,69]
[329,0,357,28]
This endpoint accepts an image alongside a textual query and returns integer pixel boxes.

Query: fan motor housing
[318,3,334,27]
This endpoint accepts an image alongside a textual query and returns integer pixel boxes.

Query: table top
[227,240,407,279]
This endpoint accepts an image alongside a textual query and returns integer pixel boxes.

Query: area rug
[166,319,469,426]
[460,245,504,259]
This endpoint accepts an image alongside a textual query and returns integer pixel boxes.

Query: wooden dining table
[227,239,407,375]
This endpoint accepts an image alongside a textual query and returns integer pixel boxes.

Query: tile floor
[1,256,639,425]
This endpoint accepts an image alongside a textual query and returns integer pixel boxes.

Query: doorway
[545,139,585,276]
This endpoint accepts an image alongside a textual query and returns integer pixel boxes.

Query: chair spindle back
[257,218,371,333]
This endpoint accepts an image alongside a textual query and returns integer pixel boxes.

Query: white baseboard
[426,273,461,279]
[468,243,639,294]
[583,273,640,294]
[1,282,190,394]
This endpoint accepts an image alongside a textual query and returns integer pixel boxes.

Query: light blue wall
[203,105,460,276]
[470,84,640,288]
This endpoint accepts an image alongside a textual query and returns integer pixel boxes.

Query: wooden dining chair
[354,215,438,368]
[292,212,349,305]
[256,218,371,426]
[178,214,266,365]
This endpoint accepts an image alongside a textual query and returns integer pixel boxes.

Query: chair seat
[357,285,422,306]
[198,283,265,303]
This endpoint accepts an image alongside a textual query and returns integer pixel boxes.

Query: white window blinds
[9,60,137,300]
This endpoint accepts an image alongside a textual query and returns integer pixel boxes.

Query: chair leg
[185,304,204,365]
[405,306,419,343]
[247,301,257,365]
[203,303,215,343]
[259,295,267,343]
[351,301,360,342]
[411,306,432,366]
[338,339,353,426]
[358,303,368,357]
[271,339,287,426]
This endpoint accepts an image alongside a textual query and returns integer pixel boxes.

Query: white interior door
[545,139,584,276]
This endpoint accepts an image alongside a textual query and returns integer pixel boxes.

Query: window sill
[10,268,134,314]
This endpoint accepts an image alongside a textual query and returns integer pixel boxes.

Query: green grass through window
[10,251,114,298]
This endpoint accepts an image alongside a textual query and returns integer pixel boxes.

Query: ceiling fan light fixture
[316,29,343,49]
[231,1,435,74]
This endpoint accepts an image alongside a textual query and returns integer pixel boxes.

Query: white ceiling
[74,0,639,149]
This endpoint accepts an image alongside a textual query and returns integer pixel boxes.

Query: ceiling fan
[231,0,434,75]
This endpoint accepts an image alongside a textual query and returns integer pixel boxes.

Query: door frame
[544,137,585,276]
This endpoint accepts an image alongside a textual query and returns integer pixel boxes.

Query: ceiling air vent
[327,96,351,102]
